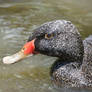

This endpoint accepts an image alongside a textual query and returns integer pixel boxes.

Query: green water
[0,0,92,92]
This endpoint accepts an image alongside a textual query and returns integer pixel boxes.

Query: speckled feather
[28,20,92,87]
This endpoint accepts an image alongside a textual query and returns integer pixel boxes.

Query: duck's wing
[81,35,92,86]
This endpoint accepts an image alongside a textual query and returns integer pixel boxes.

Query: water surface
[0,0,92,92]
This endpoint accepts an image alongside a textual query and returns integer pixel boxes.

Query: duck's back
[82,35,92,86]
[83,35,92,62]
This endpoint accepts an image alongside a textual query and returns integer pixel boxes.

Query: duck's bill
[3,51,28,64]
[3,40,35,64]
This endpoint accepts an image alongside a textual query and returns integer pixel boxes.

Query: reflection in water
[0,0,92,92]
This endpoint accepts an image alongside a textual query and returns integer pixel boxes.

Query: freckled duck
[3,20,92,87]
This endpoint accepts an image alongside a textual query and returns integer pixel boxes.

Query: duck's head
[3,20,84,64]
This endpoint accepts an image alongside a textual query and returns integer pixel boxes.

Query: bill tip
[3,56,15,64]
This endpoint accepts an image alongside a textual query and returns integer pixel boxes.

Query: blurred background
[0,0,92,92]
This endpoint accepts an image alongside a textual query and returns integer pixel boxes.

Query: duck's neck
[50,59,82,75]
[50,59,83,87]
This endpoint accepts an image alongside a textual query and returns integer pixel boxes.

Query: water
[0,0,92,92]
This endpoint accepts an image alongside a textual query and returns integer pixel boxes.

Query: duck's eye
[45,34,54,39]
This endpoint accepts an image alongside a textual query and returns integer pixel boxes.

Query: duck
[3,20,92,87]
